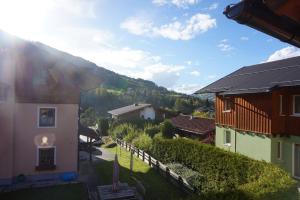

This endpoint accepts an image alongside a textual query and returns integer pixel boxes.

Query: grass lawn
[94,146,195,200]
[0,183,88,200]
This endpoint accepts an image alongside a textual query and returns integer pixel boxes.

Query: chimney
[190,115,193,120]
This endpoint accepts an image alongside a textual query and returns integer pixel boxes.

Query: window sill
[291,114,300,117]
[37,126,56,128]
[222,110,231,113]
[35,165,56,171]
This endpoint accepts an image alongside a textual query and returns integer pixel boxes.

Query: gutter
[223,0,300,48]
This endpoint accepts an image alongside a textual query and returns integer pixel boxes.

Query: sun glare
[0,0,51,40]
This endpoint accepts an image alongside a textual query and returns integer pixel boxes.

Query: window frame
[224,130,231,146]
[36,146,56,170]
[277,141,282,160]
[279,95,285,116]
[37,106,57,128]
[223,98,232,113]
[293,95,300,116]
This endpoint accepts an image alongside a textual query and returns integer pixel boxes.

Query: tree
[80,107,96,127]
[97,117,109,136]
[160,120,175,139]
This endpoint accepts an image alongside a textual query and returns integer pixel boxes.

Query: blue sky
[0,0,299,94]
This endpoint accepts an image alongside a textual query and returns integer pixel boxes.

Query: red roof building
[171,115,215,143]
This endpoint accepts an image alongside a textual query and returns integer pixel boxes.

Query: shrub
[144,124,160,138]
[132,133,153,152]
[124,130,140,143]
[167,163,204,192]
[97,117,109,136]
[160,120,175,139]
[109,123,137,139]
[151,138,298,200]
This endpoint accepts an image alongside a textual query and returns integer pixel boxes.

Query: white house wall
[140,107,155,120]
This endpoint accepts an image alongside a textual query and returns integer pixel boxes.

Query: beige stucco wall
[0,103,79,180]
[0,100,14,180]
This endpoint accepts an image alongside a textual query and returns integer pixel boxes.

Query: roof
[108,103,152,116]
[223,0,300,48]
[171,115,215,135]
[195,56,300,95]
[78,124,99,139]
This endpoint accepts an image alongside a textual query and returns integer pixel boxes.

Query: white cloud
[207,3,218,10]
[121,13,216,40]
[190,70,200,76]
[240,36,249,41]
[185,60,192,65]
[172,83,202,94]
[218,39,234,52]
[152,0,198,8]
[266,46,300,62]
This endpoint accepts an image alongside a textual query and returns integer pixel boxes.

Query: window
[224,130,231,145]
[277,141,282,160]
[223,98,232,112]
[36,147,56,170]
[293,95,300,116]
[38,107,56,128]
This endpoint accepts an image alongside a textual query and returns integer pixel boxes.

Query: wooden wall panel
[271,87,300,136]
[216,94,272,134]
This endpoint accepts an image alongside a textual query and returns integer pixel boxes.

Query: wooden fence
[116,139,196,194]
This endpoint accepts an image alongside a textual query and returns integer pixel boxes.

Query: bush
[151,138,298,200]
[132,133,153,152]
[160,120,175,139]
[124,130,140,143]
[97,117,109,136]
[109,123,137,139]
[167,163,204,192]
[144,124,160,138]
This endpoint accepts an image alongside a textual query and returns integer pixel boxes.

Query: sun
[0,0,51,40]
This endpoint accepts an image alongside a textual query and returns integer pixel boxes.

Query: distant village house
[108,103,156,120]
[171,115,215,143]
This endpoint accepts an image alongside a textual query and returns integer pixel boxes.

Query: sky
[0,0,300,94]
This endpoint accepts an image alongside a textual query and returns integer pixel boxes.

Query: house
[0,32,100,185]
[196,56,300,177]
[108,103,155,120]
[223,0,300,48]
[171,115,215,143]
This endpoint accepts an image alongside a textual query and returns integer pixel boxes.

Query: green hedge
[151,138,298,200]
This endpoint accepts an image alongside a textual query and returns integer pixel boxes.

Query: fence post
[156,160,159,171]
[178,176,183,186]
[148,156,151,166]
[125,142,127,150]
[166,167,170,179]
[142,151,145,161]
[137,149,139,158]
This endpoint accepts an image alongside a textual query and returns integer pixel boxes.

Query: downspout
[77,92,81,172]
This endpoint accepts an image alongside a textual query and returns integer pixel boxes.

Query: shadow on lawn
[92,156,190,200]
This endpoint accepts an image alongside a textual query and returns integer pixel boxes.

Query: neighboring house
[196,56,300,177]
[171,115,215,143]
[108,103,155,120]
[0,32,99,185]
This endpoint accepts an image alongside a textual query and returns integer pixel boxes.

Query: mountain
[0,31,212,117]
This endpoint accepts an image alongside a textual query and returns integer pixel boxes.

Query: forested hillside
[1,31,213,122]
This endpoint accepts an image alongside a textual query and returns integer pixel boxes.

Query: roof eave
[223,0,300,48]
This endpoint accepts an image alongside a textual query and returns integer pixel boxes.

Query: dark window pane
[39,108,55,127]
[295,96,300,114]
[38,148,55,168]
